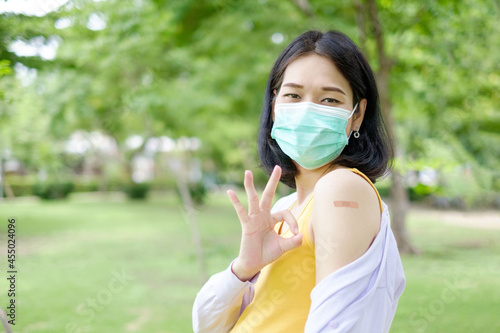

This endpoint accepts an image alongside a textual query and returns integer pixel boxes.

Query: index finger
[259,165,281,212]
[272,209,299,234]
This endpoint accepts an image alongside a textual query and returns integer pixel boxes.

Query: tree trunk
[291,0,313,17]
[170,152,208,283]
[0,309,13,333]
[360,0,418,254]
[390,169,418,253]
[3,177,15,200]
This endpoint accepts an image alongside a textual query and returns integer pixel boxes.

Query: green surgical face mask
[271,102,358,170]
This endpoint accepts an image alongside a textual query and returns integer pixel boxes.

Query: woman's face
[274,53,364,136]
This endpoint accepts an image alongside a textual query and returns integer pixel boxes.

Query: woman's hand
[227,165,303,281]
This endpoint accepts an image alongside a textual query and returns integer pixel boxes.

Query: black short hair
[257,30,393,188]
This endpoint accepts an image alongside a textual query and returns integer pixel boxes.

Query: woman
[192,30,406,333]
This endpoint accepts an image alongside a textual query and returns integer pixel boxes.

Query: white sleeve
[192,261,259,332]
[304,214,405,333]
[192,192,297,333]
[271,192,297,213]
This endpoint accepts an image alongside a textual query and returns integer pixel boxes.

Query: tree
[355,0,418,253]
[3,0,499,254]
[356,0,500,252]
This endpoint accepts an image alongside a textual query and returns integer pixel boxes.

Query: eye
[322,97,340,104]
[284,93,301,100]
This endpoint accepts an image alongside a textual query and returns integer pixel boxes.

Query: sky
[0,0,69,16]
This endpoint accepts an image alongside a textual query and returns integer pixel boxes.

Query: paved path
[409,205,500,230]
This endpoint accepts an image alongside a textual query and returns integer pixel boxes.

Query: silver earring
[353,130,360,139]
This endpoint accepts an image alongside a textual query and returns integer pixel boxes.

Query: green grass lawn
[0,192,499,332]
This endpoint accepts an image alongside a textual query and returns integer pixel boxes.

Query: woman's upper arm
[311,169,381,284]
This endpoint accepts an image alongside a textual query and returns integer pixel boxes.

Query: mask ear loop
[347,103,359,119]
[347,103,359,140]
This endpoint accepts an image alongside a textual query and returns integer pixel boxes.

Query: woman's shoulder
[312,166,381,236]
[314,167,377,199]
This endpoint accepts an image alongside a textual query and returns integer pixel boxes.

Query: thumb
[278,233,303,253]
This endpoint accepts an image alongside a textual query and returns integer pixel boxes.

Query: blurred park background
[0,0,499,332]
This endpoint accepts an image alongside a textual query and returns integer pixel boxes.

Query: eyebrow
[281,82,346,95]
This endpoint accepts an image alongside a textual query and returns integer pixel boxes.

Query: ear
[351,98,367,132]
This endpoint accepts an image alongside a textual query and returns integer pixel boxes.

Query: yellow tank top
[230,168,382,333]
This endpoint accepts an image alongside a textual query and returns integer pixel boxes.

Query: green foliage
[438,167,484,209]
[32,180,74,199]
[2,175,34,197]
[0,12,59,70]
[123,182,151,200]
[0,76,60,172]
[408,183,441,202]
[0,59,11,100]
[376,177,442,203]
[1,0,499,203]
[72,179,100,192]
[0,59,10,76]
[188,181,208,206]
[375,177,391,198]
[387,0,500,195]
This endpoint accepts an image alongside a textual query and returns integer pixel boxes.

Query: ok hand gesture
[227,165,303,281]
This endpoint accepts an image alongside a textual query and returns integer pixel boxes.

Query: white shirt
[192,193,406,332]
